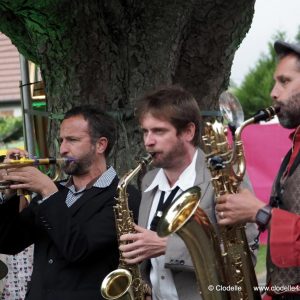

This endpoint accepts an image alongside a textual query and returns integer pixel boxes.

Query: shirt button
[48,259,54,264]
[161,275,165,279]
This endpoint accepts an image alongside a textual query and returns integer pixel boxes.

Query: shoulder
[195,148,206,166]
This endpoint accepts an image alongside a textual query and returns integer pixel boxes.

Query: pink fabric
[242,123,292,243]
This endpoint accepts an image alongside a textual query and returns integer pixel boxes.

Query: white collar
[145,149,198,193]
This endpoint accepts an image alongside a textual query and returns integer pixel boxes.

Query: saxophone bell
[157,186,201,236]
[101,268,134,300]
[157,187,229,300]
[100,154,152,300]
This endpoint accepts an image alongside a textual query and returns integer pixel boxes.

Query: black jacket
[0,176,140,300]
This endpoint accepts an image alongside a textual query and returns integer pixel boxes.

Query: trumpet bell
[157,186,201,237]
[101,268,134,300]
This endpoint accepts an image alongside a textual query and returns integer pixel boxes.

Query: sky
[230,0,300,86]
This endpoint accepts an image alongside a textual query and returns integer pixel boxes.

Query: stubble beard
[276,92,300,129]
[152,139,186,170]
[62,147,95,176]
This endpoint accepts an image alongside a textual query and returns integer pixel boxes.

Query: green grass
[255,244,267,275]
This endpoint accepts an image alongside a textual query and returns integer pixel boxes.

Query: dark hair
[64,105,116,157]
[135,85,201,147]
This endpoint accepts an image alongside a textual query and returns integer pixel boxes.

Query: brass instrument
[0,157,71,170]
[101,154,152,300]
[202,105,278,300]
[157,186,229,300]
[0,157,72,199]
[157,95,278,299]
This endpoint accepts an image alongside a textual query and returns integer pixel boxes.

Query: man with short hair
[0,105,140,300]
[216,41,300,299]
[120,85,258,300]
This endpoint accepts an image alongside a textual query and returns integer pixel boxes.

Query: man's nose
[144,133,155,147]
[270,83,280,100]
[59,140,68,155]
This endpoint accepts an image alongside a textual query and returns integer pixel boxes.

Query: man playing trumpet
[0,105,140,300]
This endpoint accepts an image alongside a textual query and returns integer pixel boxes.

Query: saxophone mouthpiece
[252,105,279,123]
[139,153,153,167]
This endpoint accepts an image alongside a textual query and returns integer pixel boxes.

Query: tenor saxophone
[101,154,152,300]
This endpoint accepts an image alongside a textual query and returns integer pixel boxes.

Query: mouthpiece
[142,153,153,165]
[252,106,280,123]
[48,157,75,164]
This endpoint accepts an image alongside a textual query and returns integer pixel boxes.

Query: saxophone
[202,106,278,300]
[157,186,229,300]
[157,105,278,300]
[101,154,152,300]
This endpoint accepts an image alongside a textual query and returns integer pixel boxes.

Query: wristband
[255,204,272,232]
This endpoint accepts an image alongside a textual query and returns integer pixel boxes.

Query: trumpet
[0,157,73,170]
[0,157,74,189]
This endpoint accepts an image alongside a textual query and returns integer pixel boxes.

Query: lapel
[193,148,211,206]
[139,169,159,228]
[68,176,118,217]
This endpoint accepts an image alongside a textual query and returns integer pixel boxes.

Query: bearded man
[216,41,300,299]
[120,85,258,300]
[0,105,140,300]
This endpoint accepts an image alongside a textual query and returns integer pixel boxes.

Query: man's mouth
[62,157,76,166]
[148,152,158,159]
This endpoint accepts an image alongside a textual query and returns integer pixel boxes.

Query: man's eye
[280,78,289,85]
[155,129,166,135]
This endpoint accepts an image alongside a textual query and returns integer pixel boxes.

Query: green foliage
[231,31,288,119]
[255,244,267,276]
[0,116,23,142]
[295,25,300,42]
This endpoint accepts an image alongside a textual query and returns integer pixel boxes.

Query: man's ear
[184,122,196,142]
[96,137,108,155]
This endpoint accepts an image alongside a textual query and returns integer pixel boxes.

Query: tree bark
[0,0,255,174]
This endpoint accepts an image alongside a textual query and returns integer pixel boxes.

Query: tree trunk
[0,0,255,174]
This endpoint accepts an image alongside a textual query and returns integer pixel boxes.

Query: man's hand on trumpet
[3,166,58,198]
[5,148,28,160]
[1,148,58,199]
[0,148,28,199]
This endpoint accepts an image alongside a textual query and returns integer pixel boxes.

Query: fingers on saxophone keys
[121,250,143,264]
[120,232,140,242]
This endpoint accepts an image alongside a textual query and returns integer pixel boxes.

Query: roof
[0,33,21,102]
